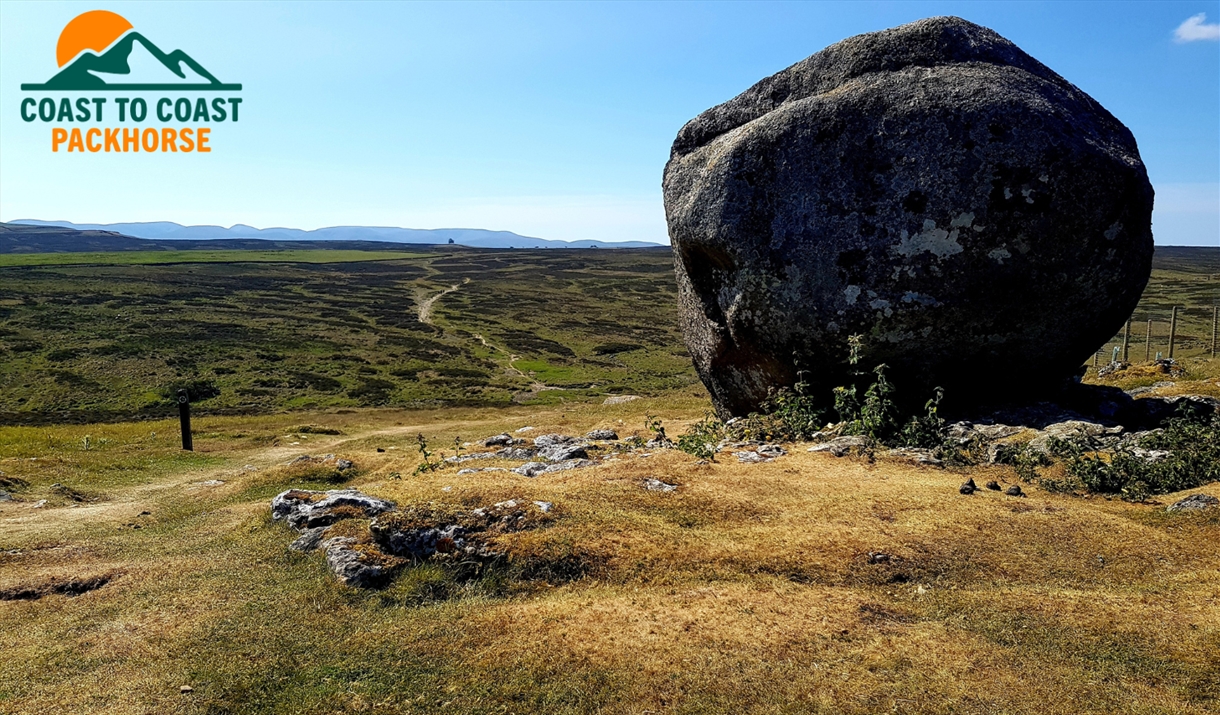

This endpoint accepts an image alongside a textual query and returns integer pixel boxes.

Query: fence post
[1168,306,1178,359]
[1145,319,1153,362]
[1121,319,1131,362]
[177,389,193,451]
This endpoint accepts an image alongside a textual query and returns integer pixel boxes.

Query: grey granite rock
[808,435,869,457]
[663,16,1153,417]
[538,443,590,462]
[533,434,577,448]
[1166,494,1218,513]
[322,537,393,588]
[641,478,678,493]
[289,526,330,552]
[271,489,395,531]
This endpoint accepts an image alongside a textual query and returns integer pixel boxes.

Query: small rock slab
[512,459,597,477]
[586,429,619,441]
[946,422,1022,443]
[533,434,577,448]
[539,443,589,462]
[492,447,534,461]
[271,489,395,531]
[888,448,943,466]
[641,478,677,493]
[1028,421,1123,454]
[1167,494,1218,513]
[322,537,400,588]
[445,452,499,464]
[808,436,868,457]
[735,446,786,463]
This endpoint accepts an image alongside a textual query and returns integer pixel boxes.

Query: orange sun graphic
[56,10,133,67]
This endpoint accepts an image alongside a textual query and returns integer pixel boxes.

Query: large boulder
[663,16,1153,417]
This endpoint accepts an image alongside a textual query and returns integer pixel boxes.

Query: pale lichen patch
[892,219,964,259]
[988,247,1012,264]
[901,291,939,306]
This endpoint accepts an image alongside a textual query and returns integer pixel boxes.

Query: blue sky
[1,0,1216,245]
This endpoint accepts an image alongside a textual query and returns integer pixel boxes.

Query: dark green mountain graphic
[21,31,240,90]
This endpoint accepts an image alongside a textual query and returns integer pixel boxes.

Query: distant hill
[0,223,454,254]
[8,220,664,250]
[1,222,152,253]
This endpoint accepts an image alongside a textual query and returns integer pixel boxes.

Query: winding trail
[471,332,561,399]
[417,278,469,325]
[415,277,566,401]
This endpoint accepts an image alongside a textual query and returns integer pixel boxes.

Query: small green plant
[1057,410,1220,500]
[1014,446,1053,483]
[677,412,724,461]
[644,414,669,444]
[830,336,898,442]
[413,433,444,476]
[614,435,646,452]
[899,388,946,448]
[761,370,828,441]
[838,365,899,442]
[858,364,899,441]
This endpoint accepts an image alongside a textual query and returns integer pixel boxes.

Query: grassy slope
[2,247,1214,425]
[0,402,1217,714]
[0,247,694,423]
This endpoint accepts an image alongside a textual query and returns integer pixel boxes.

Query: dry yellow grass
[1,397,1218,714]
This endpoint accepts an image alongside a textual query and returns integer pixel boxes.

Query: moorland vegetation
[0,244,1217,714]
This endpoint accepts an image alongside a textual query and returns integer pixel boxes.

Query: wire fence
[1089,304,1219,367]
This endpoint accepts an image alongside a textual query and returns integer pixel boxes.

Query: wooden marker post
[1145,319,1152,362]
[1168,306,1179,359]
[177,389,193,451]
[1121,319,1131,362]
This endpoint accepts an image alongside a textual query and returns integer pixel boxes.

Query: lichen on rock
[663,16,1153,417]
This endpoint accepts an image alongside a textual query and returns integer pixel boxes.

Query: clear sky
[1,0,1216,245]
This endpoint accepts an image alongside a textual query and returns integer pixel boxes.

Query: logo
[19,10,243,153]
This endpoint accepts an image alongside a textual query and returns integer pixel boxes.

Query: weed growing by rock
[676,412,722,461]
[1056,410,1220,500]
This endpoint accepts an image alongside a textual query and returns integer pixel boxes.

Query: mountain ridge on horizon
[9,219,666,249]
